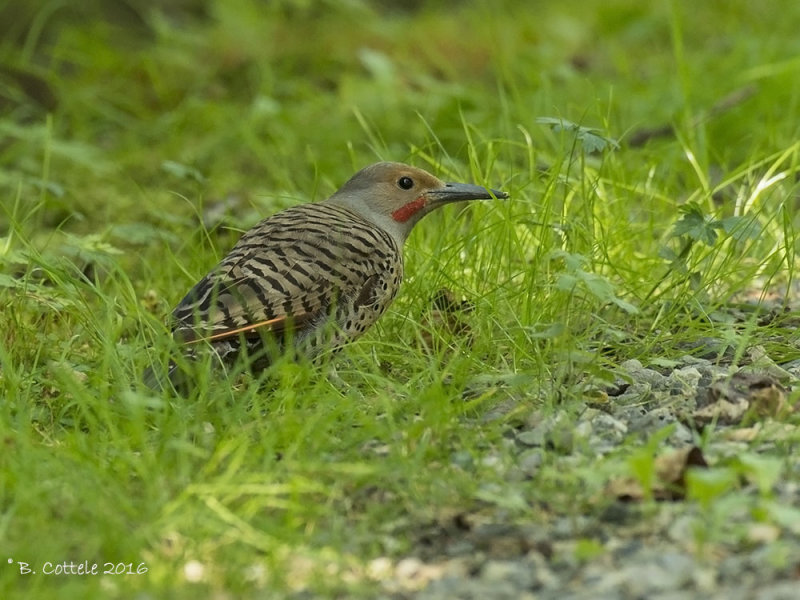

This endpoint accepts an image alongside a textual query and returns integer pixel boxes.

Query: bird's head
[324,162,508,244]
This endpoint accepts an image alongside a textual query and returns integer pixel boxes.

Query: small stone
[243,563,266,584]
[481,559,536,587]
[574,419,593,438]
[627,406,677,433]
[667,514,695,543]
[619,358,643,371]
[481,454,504,469]
[667,366,702,392]
[600,502,639,526]
[451,450,474,470]
[367,556,393,580]
[678,354,712,367]
[747,523,781,544]
[445,539,476,557]
[618,359,665,385]
[395,557,423,581]
[517,449,544,476]
[580,410,628,443]
[756,582,800,600]
[183,560,204,582]
[517,429,544,447]
[393,557,446,591]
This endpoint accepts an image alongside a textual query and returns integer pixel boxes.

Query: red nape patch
[391,197,426,223]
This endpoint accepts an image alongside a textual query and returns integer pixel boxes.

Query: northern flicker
[145,161,507,389]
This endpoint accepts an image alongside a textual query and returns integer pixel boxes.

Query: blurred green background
[4,0,799,233]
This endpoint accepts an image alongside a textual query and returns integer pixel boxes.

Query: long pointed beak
[425,182,509,205]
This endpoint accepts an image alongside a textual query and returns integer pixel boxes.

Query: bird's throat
[391,197,426,223]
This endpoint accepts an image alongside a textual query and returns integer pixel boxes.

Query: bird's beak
[425,182,509,206]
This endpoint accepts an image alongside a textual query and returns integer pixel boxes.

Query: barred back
[171,202,403,363]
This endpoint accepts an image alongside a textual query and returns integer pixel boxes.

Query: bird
[144,161,508,389]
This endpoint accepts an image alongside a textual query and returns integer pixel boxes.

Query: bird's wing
[173,270,333,345]
[170,207,387,345]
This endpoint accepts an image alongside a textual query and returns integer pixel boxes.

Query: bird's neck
[322,196,413,249]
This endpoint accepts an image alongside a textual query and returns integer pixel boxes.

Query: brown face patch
[391,196,426,223]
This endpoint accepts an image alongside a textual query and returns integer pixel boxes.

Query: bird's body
[146,161,507,389]
[172,202,404,368]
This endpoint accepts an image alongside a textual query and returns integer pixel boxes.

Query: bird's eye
[397,176,414,190]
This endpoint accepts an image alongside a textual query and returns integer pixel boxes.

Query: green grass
[3,0,800,597]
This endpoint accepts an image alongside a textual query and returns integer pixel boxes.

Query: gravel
[365,351,800,599]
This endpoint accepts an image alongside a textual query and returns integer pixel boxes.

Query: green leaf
[686,467,738,508]
[0,273,21,289]
[762,501,800,534]
[161,160,206,183]
[609,296,640,314]
[672,203,717,245]
[658,245,679,262]
[63,233,123,257]
[628,426,678,501]
[473,484,529,511]
[718,215,761,241]
[526,322,567,339]
[579,271,639,314]
[555,272,580,291]
[574,538,605,562]
[735,453,782,495]
[536,116,619,153]
[649,357,680,369]
[580,129,619,153]
[551,251,639,314]
[549,249,587,270]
